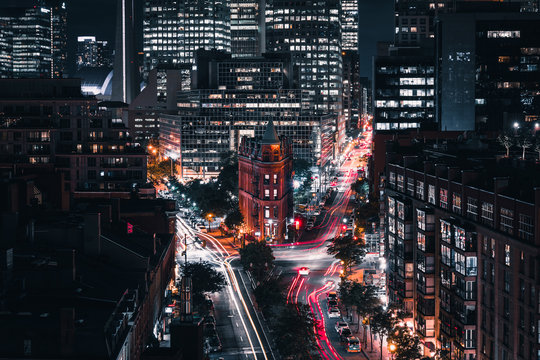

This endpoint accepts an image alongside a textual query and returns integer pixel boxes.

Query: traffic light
[295,220,300,230]
[342,225,347,231]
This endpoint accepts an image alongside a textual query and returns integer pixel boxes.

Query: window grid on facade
[439,188,448,209]
[481,202,494,226]
[518,214,534,241]
[416,180,424,200]
[500,208,514,235]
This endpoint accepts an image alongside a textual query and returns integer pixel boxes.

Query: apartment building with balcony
[383,142,540,359]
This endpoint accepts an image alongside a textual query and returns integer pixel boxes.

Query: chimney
[83,213,101,256]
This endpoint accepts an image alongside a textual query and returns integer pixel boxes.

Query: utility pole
[184,234,187,264]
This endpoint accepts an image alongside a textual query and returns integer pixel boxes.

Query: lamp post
[388,342,397,360]
[207,213,214,231]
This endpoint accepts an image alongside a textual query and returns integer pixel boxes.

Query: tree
[327,235,366,277]
[217,151,239,196]
[253,278,284,314]
[388,324,422,360]
[182,261,226,303]
[349,282,380,345]
[371,307,400,360]
[147,160,172,183]
[239,241,275,282]
[497,133,514,157]
[224,203,244,230]
[273,304,321,360]
[293,158,312,179]
[517,131,533,160]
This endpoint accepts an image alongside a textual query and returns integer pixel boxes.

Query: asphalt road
[171,129,375,360]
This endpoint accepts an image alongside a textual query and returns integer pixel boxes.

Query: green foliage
[371,307,400,360]
[147,160,171,183]
[293,159,314,205]
[253,278,284,314]
[239,241,275,282]
[345,281,380,319]
[181,261,226,302]
[217,151,239,195]
[185,179,230,217]
[388,324,422,360]
[293,158,312,179]
[273,304,321,360]
[327,235,366,276]
[224,202,244,230]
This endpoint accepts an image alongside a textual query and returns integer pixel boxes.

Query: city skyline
[0,0,539,360]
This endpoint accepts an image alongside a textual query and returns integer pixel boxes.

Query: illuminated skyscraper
[178,0,231,63]
[341,0,358,51]
[76,36,113,69]
[265,0,343,114]
[231,0,264,57]
[143,0,179,80]
[143,0,231,79]
[50,1,67,78]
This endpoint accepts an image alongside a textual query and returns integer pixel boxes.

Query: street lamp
[388,342,397,360]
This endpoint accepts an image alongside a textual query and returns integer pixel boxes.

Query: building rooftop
[260,119,280,145]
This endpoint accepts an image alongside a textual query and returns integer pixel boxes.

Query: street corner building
[238,120,293,243]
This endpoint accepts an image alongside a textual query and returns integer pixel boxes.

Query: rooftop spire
[261,119,280,145]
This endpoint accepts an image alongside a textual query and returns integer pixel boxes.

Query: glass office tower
[265,0,343,114]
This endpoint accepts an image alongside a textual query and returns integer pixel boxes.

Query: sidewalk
[359,326,389,360]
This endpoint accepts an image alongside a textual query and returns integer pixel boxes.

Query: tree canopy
[273,304,321,360]
[327,235,366,276]
[181,261,226,302]
[239,240,275,282]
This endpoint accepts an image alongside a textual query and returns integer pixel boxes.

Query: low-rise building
[238,120,293,243]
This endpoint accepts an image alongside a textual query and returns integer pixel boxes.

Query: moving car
[328,299,338,308]
[299,267,310,276]
[335,321,349,333]
[327,291,338,301]
[346,337,361,352]
[328,307,340,318]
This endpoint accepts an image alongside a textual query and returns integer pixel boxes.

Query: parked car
[339,327,352,340]
[346,336,361,352]
[335,321,349,333]
[328,307,340,318]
